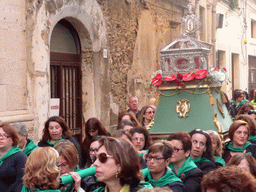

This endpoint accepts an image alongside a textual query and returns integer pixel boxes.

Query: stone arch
[28,0,109,142]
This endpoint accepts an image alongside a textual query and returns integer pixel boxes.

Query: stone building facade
[0,0,219,142]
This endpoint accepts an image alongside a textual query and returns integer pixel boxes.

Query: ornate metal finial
[182,3,201,38]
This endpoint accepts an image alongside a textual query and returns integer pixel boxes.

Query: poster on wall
[50,98,60,117]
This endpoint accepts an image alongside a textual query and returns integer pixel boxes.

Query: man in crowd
[127,96,140,118]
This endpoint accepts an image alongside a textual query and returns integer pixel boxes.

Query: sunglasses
[92,152,113,164]
[145,111,154,115]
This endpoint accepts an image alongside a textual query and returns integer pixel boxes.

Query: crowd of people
[2,95,256,191]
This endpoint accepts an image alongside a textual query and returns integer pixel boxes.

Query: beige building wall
[0,0,218,142]
[216,0,256,99]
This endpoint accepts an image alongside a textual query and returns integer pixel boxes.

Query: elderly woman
[143,141,183,191]
[137,106,155,128]
[167,132,203,192]
[206,130,225,167]
[38,116,82,168]
[228,153,256,178]
[201,166,256,192]
[189,129,216,175]
[22,147,62,191]
[92,137,152,192]
[222,120,256,163]
[0,123,27,192]
[81,117,110,168]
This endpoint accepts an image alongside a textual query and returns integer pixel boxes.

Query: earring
[116,171,120,178]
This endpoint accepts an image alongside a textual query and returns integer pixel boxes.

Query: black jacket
[0,151,27,192]
[195,161,216,175]
[180,167,203,192]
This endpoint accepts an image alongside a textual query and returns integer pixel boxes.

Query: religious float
[147,4,233,139]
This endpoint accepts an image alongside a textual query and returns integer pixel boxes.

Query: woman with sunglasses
[167,132,203,192]
[81,118,110,168]
[38,116,82,168]
[143,141,183,191]
[189,129,216,175]
[0,123,27,192]
[137,106,155,128]
[222,120,256,163]
[92,137,152,192]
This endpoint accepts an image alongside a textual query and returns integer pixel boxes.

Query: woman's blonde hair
[23,147,60,190]
[206,130,223,157]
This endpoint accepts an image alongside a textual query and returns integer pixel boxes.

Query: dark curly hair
[189,129,214,162]
[130,127,152,150]
[42,116,72,142]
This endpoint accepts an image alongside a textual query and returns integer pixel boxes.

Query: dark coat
[0,151,27,192]
[195,161,216,175]
[180,167,203,192]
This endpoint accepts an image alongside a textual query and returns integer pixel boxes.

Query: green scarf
[144,168,182,187]
[192,157,210,164]
[46,139,65,146]
[231,99,248,106]
[21,185,61,192]
[226,142,251,152]
[0,146,21,166]
[23,139,39,156]
[169,157,197,178]
[214,156,225,166]
[249,135,256,142]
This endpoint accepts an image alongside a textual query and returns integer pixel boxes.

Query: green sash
[21,185,61,192]
[214,156,225,166]
[144,168,182,187]
[249,135,256,142]
[169,157,197,178]
[192,157,210,164]
[0,146,21,166]
[46,139,65,146]
[23,139,39,156]
[226,142,251,152]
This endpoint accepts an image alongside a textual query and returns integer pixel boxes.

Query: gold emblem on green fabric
[176,99,190,118]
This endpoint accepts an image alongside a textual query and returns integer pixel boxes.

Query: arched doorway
[50,19,82,142]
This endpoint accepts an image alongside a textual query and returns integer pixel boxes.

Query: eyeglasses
[132,138,145,142]
[173,147,184,153]
[146,155,165,163]
[89,148,99,153]
[248,110,256,115]
[145,111,154,115]
[0,134,9,139]
[92,152,113,164]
